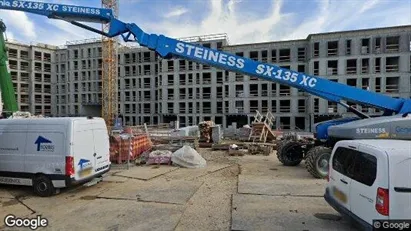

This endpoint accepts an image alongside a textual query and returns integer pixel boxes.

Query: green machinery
[0,19,19,116]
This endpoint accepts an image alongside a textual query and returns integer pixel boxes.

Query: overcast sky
[1,0,410,46]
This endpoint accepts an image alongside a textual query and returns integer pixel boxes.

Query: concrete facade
[6,25,410,131]
[6,41,56,115]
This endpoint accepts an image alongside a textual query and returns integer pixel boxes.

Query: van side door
[91,120,110,173]
[349,145,388,224]
[329,146,357,211]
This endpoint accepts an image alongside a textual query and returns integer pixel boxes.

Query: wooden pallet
[248,111,276,143]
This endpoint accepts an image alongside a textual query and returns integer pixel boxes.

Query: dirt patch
[2,199,19,207]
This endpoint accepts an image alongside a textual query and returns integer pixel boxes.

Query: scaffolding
[102,0,119,128]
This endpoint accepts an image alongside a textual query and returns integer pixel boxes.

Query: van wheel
[33,175,56,197]
[305,146,332,179]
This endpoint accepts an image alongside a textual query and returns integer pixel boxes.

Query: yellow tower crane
[101,0,119,129]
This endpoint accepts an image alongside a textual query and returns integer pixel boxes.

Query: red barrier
[109,134,153,164]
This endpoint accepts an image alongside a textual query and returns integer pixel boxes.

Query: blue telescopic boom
[2,0,411,116]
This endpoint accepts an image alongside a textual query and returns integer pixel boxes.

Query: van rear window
[332,147,377,186]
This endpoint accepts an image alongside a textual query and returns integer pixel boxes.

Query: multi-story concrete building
[6,41,56,115]
[53,38,104,117]
[7,25,410,131]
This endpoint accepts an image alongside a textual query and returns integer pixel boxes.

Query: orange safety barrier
[109,134,153,164]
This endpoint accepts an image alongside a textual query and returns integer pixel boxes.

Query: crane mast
[101,0,118,128]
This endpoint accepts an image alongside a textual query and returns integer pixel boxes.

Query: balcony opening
[374,37,381,53]
[250,100,258,112]
[167,60,174,71]
[217,86,223,98]
[314,98,319,113]
[271,49,277,62]
[327,60,338,75]
[250,51,258,61]
[386,57,399,72]
[179,60,186,71]
[280,117,291,130]
[34,62,42,72]
[298,47,306,61]
[236,52,244,57]
[375,57,381,73]
[179,74,185,85]
[261,100,268,113]
[236,85,244,97]
[143,52,151,62]
[279,100,291,113]
[295,117,305,130]
[327,41,338,56]
[34,51,42,61]
[217,42,223,51]
[143,65,150,75]
[179,102,185,114]
[203,87,211,99]
[217,72,223,84]
[314,61,319,75]
[361,38,370,54]
[297,64,305,73]
[202,102,211,114]
[279,85,290,96]
[20,51,29,60]
[34,73,42,82]
[250,84,258,97]
[375,77,381,92]
[328,101,337,113]
[386,36,400,52]
[386,77,399,93]
[8,48,17,59]
[203,72,212,84]
[279,49,291,62]
[167,74,174,85]
[179,88,186,99]
[347,78,356,87]
[261,84,268,97]
[167,102,174,113]
[271,100,277,113]
[271,83,276,96]
[298,99,305,113]
[362,78,370,90]
[346,59,357,74]
[235,100,244,113]
[313,42,319,57]
[361,58,369,74]
[217,102,223,114]
[167,89,174,100]
[261,50,268,62]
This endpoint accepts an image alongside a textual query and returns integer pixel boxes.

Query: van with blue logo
[0,117,111,196]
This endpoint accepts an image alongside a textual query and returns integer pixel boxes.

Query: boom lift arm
[0,19,19,114]
[2,0,411,116]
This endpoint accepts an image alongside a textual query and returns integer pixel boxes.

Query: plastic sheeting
[171,145,206,168]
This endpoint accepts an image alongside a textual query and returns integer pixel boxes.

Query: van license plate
[333,187,347,203]
[79,168,92,177]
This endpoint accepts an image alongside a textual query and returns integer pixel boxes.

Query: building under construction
[6,25,411,131]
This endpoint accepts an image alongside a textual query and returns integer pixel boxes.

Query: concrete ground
[0,149,359,231]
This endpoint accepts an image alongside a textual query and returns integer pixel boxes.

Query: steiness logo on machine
[356,128,386,134]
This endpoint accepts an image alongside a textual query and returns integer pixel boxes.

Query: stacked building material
[198,121,214,143]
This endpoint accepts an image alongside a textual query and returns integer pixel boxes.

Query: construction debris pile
[139,145,206,168]
[198,121,214,143]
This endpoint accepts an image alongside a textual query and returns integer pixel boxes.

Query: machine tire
[33,175,56,197]
[305,146,332,179]
[276,140,303,166]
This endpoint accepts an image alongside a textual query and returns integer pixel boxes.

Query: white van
[325,139,411,230]
[0,117,111,197]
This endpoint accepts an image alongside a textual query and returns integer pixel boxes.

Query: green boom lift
[0,19,19,116]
